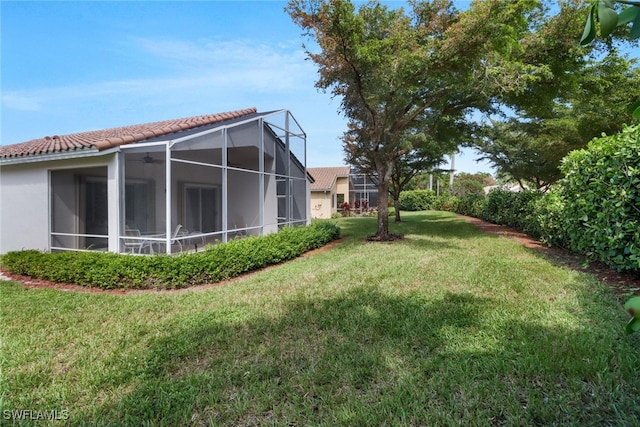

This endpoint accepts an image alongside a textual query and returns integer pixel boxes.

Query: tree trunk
[375,160,393,239]
[376,179,390,238]
[393,196,401,223]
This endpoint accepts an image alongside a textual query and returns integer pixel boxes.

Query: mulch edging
[2,220,639,298]
[0,237,349,295]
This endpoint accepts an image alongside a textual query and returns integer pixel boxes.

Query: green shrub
[557,124,640,272]
[535,188,570,248]
[0,222,341,290]
[455,193,487,218]
[481,188,513,225]
[480,188,544,237]
[452,179,485,198]
[433,194,460,212]
[510,191,545,237]
[398,190,436,211]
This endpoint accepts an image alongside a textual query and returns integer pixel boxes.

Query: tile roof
[308,166,351,191]
[0,107,258,159]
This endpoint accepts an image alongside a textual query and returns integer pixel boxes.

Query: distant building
[307,166,379,218]
[350,168,379,209]
[483,183,527,194]
[308,166,352,219]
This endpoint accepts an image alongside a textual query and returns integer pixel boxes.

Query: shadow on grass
[79,286,640,426]
[336,212,481,251]
[83,289,487,425]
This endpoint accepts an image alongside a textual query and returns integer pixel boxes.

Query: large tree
[580,0,640,118]
[388,114,468,223]
[476,54,640,189]
[475,2,640,188]
[388,143,449,223]
[287,0,542,239]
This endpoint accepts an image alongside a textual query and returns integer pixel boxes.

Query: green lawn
[2,211,640,426]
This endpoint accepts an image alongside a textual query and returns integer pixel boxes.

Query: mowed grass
[2,211,640,426]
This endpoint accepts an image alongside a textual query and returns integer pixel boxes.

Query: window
[125,181,152,232]
[84,177,108,236]
[336,193,345,209]
[183,184,220,233]
[50,168,108,251]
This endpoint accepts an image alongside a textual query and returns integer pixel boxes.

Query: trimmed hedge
[0,221,341,290]
[558,125,640,272]
[398,190,436,211]
[481,189,544,238]
[455,193,485,218]
[443,124,640,273]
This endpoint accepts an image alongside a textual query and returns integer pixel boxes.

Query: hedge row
[0,221,341,289]
[441,124,640,273]
[558,125,640,271]
[397,190,461,212]
[398,190,436,211]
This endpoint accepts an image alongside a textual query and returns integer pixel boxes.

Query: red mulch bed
[0,237,349,295]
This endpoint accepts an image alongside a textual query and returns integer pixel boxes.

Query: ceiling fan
[130,152,164,164]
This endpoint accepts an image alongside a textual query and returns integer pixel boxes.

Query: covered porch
[48,110,309,254]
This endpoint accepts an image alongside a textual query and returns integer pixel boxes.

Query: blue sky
[2,1,498,173]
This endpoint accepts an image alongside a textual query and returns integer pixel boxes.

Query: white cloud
[1,93,46,112]
[128,36,314,91]
[2,37,316,113]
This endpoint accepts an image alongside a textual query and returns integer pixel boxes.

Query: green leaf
[598,0,619,38]
[631,6,640,39]
[580,5,597,45]
[617,6,638,25]
[626,317,640,334]
[629,99,640,117]
[634,105,640,121]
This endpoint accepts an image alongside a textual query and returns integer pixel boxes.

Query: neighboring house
[350,168,379,209]
[0,108,311,254]
[308,166,352,219]
[483,183,526,194]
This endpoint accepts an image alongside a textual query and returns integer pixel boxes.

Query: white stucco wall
[310,191,332,219]
[0,155,116,254]
[0,163,50,253]
[0,154,118,253]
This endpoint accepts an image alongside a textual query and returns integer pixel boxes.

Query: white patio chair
[123,228,144,254]
[159,224,184,253]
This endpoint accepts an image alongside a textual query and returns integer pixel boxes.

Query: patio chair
[159,224,184,253]
[123,228,144,254]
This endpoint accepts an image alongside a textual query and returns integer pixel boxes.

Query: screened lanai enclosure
[46,110,309,254]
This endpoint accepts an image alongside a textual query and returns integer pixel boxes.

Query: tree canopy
[474,1,640,188]
[580,0,640,119]
[287,0,545,238]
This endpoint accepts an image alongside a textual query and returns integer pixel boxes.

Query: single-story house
[350,169,379,210]
[308,166,352,219]
[483,183,526,194]
[0,108,311,255]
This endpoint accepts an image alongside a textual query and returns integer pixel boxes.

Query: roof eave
[0,147,102,166]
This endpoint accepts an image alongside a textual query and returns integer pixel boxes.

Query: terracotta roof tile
[0,107,258,159]
[308,166,351,191]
